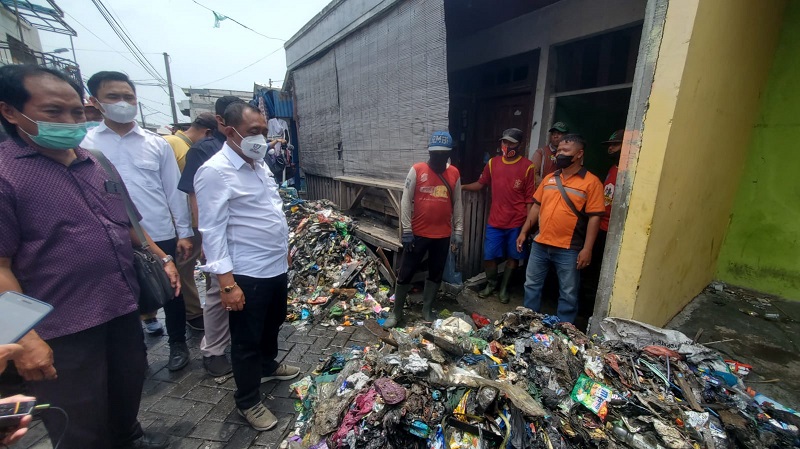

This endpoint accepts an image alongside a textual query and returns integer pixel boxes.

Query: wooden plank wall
[306,174,489,278]
[306,174,341,206]
[460,189,489,278]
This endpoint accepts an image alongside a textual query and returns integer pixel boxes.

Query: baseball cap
[548,122,568,133]
[500,128,524,143]
[602,129,625,144]
[428,131,454,152]
[193,112,218,130]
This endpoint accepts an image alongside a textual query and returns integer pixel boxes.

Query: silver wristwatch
[161,255,174,265]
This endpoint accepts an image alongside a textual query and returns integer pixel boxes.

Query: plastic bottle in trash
[612,426,665,449]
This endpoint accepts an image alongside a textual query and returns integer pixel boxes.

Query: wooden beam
[385,189,401,217]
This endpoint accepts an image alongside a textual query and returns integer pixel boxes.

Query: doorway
[448,51,539,183]
[474,94,532,169]
[553,87,632,181]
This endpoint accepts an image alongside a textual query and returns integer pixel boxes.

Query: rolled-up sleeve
[195,165,232,274]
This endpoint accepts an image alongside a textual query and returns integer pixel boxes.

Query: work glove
[451,234,463,253]
[402,232,414,253]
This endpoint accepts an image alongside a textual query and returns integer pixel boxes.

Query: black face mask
[555,154,574,169]
[428,152,450,174]
[609,150,621,164]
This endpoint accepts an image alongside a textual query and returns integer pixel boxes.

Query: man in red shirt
[384,131,464,328]
[463,128,535,303]
[531,122,568,187]
[580,129,625,310]
[600,130,623,235]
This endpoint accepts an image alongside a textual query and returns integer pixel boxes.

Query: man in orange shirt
[384,131,464,328]
[516,134,604,323]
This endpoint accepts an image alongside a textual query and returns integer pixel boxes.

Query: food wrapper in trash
[570,374,613,420]
[290,376,313,400]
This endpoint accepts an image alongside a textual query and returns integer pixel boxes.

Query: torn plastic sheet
[429,366,546,417]
[600,318,729,372]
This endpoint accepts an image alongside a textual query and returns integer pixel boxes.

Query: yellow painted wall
[609,0,787,325]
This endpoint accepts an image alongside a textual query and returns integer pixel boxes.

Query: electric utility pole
[139,102,146,128]
[163,52,179,125]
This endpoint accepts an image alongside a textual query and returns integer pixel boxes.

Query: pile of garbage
[283,191,392,328]
[282,309,799,449]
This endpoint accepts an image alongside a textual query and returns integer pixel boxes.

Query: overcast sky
[38,0,329,126]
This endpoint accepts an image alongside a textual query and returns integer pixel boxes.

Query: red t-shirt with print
[478,155,535,229]
[600,164,619,232]
[411,162,460,238]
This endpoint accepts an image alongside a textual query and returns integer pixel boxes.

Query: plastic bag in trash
[443,249,462,285]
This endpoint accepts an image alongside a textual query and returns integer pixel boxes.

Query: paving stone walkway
[17,318,380,449]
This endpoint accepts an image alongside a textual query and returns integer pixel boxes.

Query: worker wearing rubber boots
[384,131,464,328]
[462,128,535,303]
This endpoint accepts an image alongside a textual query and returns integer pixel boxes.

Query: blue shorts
[484,225,526,261]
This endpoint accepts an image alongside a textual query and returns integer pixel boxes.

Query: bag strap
[554,171,586,219]
[88,150,149,248]
[435,170,455,208]
[175,132,193,148]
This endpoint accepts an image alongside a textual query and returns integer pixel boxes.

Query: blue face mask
[20,113,87,151]
[85,121,103,129]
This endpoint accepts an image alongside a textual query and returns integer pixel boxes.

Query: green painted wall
[717,1,800,300]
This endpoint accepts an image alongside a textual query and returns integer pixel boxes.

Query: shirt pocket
[132,158,160,188]
[101,193,133,226]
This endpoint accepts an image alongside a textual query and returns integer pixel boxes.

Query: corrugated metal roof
[254,87,293,119]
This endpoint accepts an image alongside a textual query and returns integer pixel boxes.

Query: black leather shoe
[116,431,169,449]
[203,355,232,377]
[167,342,190,371]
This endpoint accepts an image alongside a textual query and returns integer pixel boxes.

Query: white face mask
[100,101,138,124]
[234,129,268,160]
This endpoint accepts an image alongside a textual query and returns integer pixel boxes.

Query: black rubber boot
[498,267,514,304]
[422,280,440,322]
[479,267,498,297]
[383,283,412,328]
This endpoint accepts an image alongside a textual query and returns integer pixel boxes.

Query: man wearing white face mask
[83,71,193,372]
[194,102,299,431]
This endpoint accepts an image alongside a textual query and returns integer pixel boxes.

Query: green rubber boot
[478,267,498,298]
[498,267,514,304]
[421,280,440,322]
[383,283,412,328]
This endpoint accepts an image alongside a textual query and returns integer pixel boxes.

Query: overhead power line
[195,46,284,87]
[95,0,164,80]
[72,48,163,55]
[190,0,286,42]
[89,0,171,96]
[64,11,144,73]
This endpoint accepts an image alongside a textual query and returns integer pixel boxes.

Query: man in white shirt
[194,102,300,431]
[83,71,193,372]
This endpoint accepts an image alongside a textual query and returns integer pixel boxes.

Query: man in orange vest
[384,131,464,328]
[516,134,605,323]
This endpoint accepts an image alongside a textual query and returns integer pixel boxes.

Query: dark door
[464,93,532,182]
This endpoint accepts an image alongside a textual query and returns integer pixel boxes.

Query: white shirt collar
[221,142,268,172]
[221,142,248,170]
[96,120,145,138]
